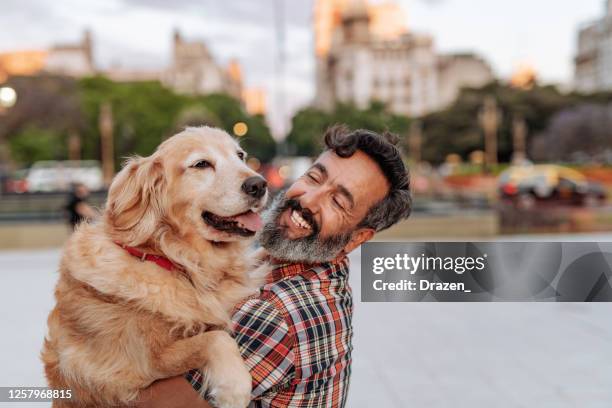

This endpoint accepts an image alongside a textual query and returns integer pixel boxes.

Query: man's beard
[257,191,353,264]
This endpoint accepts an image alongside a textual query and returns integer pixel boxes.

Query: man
[138,125,412,407]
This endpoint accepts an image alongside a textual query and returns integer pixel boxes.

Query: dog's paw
[207,362,251,408]
[204,332,252,408]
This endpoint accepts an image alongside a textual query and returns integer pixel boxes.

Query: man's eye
[333,197,345,210]
[237,152,245,161]
[307,173,319,183]
[192,160,212,169]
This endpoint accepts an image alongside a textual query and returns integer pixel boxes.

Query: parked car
[5,169,29,193]
[498,165,606,208]
[26,160,104,192]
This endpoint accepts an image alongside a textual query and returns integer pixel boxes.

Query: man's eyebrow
[310,163,354,210]
[311,163,328,178]
[336,184,355,210]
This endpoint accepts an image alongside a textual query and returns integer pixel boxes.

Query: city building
[509,62,538,90]
[162,30,243,99]
[574,0,612,93]
[0,30,95,81]
[242,87,267,116]
[44,30,96,77]
[0,50,48,83]
[0,29,262,117]
[104,65,162,82]
[313,0,494,117]
[437,53,494,111]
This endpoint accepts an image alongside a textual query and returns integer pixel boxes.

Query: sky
[0,0,606,136]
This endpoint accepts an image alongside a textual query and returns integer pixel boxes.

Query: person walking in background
[65,182,96,230]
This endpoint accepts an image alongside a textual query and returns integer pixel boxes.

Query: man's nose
[241,176,267,199]
[297,186,323,214]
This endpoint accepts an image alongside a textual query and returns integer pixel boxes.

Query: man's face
[259,150,389,263]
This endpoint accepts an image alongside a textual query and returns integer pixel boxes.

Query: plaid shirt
[186,257,353,407]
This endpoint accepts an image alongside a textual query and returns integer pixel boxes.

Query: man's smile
[280,208,313,239]
[290,209,312,231]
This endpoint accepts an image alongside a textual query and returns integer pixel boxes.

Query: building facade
[575,1,612,93]
[0,31,95,81]
[314,0,494,117]
[44,30,95,77]
[0,29,258,115]
[162,30,242,99]
[242,87,267,115]
[0,50,48,83]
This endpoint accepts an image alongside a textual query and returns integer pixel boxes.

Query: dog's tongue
[234,211,263,232]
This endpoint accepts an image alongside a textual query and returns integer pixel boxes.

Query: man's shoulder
[265,256,349,290]
[258,257,352,319]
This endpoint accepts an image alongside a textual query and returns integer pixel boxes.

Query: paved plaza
[0,245,611,407]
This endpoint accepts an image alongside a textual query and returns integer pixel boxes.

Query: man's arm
[136,376,211,408]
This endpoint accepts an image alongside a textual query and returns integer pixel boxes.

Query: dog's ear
[105,156,167,246]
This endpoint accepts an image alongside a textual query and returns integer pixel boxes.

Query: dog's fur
[42,127,268,407]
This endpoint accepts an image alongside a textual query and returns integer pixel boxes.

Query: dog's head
[105,126,268,246]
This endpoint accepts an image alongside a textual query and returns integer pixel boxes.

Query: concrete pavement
[0,247,610,407]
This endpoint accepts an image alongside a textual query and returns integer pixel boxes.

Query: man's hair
[323,124,412,232]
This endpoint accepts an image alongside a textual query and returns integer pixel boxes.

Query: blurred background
[1,1,612,407]
[2,0,612,244]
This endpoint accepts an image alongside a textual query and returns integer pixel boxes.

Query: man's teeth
[291,210,311,230]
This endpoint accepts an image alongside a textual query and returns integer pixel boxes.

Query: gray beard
[257,192,353,264]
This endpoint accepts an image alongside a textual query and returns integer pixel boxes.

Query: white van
[26,160,104,192]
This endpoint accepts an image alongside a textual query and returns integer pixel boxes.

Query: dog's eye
[237,152,245,161]
[192,160,212,169]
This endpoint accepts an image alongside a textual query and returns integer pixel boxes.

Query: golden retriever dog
[42,126,269,407]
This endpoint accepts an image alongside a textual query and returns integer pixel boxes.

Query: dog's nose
[242,176,267,199]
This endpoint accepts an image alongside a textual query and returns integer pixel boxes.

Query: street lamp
[478,95,502,173]
[0,86,17,113]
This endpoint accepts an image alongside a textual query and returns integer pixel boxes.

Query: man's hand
[135,376,212,408]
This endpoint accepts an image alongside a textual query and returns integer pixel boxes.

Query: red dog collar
[115,242,177,272]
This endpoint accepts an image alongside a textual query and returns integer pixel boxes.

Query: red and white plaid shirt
[186,257,353,407]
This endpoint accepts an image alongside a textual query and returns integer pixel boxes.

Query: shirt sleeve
[186,297,295,400]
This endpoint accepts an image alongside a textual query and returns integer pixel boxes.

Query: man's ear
[105,156,166,246]
[342,227,376,255]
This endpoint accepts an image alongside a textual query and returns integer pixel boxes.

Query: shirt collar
[269,256,349,283]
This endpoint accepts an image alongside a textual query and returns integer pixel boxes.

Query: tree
[193,94,276,162]
[79,77,184,166]
[174,105,221,129]
[286,102,411,157]
[2,75,82,167]
[3,75,276,168]
[531,103,612,162]
[9,126,66,166]
[420,82,587,164]
[78,79,276,166]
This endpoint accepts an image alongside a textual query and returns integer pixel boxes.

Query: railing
[0,191,493,222]
[0,191,107,222]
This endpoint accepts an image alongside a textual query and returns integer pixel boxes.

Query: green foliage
[420,82,612,164]
[79,77,184,166]
[286,83,612,165]
[9,126,66,166]
[285,107,332,156]
[6,75,275,168]
[78,79,276,167]
[191,94,276,162]
[286,102,411,157]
